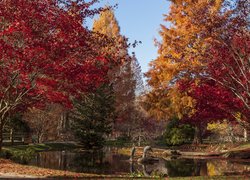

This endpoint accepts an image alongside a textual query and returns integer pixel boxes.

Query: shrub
[163,118,195,145]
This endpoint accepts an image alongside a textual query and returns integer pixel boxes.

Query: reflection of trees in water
[34,151,73,171]
[71,150,132,174]
[32,149,132,174]
[165,159,197,177]
[71,151,109,173]
[164,158,250,177]
[207,160,250,176]
[133,159,207,177]
[31,151,250,177]
[163,159,208,177]
[32,151,107,173]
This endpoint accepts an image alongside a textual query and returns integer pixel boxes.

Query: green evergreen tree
[71,85,115,149]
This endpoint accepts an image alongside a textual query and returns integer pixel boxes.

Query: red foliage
[0,0,111,111]
[207,32,250,121]
[179,80,242,126]
[178,31,249,127]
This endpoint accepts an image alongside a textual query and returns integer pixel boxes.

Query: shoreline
[0,142,249,178]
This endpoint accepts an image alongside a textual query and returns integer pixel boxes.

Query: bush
[0,148,35,164]
[163,118,195,146]
[11,147,35,164]
[117,134,131,142]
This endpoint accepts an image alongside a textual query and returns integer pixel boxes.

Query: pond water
[26,147,250,177]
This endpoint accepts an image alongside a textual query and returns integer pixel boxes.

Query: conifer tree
[93,9,136,136]
[146,0,233,115]
[145,0,234,143]
[131,55,144,96]
[71,85,114,149]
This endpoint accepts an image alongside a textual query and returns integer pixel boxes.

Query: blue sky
[87,0,171,75]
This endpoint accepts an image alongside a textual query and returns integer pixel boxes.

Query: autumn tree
[23,105,63,143]
[145,0,248,143]
[178,79,243,143]
[146,0,227,118]
[180,0,250,142]
[207,32,250,127]
[0,0,116,149]
[93,9,137,137]
[131,55,145,96]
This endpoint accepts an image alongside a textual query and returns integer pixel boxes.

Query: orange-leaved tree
[145,0,237,143]
[93,9,137,136]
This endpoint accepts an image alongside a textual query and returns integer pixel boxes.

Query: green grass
[3,142,82,152]
[105,140,133,147]
[1,142,83,163]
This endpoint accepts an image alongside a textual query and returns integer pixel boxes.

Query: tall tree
[131,55,145,96]
[93,8,121,38]
[93,9,137,136]
[179,0,250,141]
[145,0,245,143]
[70,85,115,149]
[207,31,250,131]
[0,0,115,149]
[146,0,227,118]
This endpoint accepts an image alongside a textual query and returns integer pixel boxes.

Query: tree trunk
[193,126,203,144]
[0,124,3,151]
[10,128,14,145]
[38,133,44,144]
[244,128,248,142]
[37,132,40,144]
[138,128,142,146]
[127,128,131,137]
[227,123,235,143]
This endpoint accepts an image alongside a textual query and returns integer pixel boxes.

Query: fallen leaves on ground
[0,159,110,178]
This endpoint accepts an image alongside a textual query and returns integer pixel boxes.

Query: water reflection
[27,148,250,177]
[29,148,131,175]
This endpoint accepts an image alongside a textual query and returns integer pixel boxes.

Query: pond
[26,147,250,177]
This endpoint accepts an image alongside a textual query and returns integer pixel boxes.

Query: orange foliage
[145,0,232,120]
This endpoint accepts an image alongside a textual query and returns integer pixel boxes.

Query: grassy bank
[1,142,83,163]
[3,142,82,152]
[116,142,250,160]
[105,140,132,147]
[3,141,249,159]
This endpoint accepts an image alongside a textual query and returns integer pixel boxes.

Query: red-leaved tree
[179,79,243,143]
[207,32,250,128]
[0,0,115,149]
